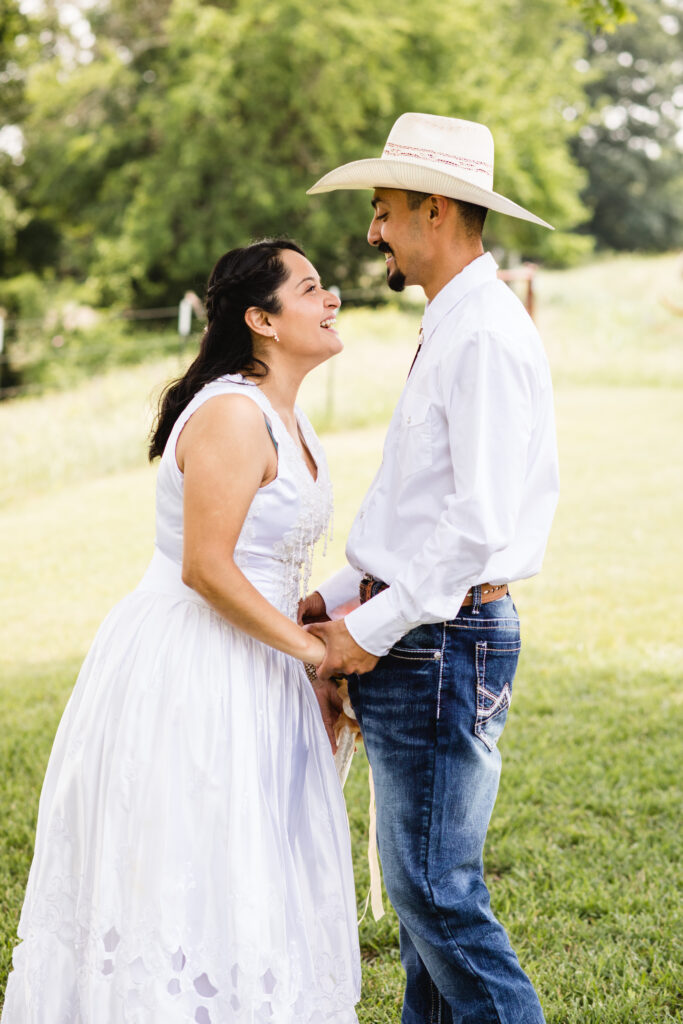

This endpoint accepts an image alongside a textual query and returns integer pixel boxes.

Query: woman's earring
[272,331,279,343]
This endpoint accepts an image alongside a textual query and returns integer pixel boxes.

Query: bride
[2,240,361,1023]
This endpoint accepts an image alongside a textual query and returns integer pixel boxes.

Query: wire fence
[0,296,203,400]
[0,271,536,400]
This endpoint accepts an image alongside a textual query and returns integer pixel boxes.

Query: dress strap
[263,415,279,454]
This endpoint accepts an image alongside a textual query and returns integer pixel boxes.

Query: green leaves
[570,0,636,31]
[0,0,656,304]
[573,0,683,251]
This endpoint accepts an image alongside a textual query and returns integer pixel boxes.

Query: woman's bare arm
[176,393,326,667]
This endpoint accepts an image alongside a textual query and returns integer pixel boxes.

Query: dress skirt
[2,582,361,1023]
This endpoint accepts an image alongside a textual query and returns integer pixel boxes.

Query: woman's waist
[136,548,208,606]
[138,547,297,615]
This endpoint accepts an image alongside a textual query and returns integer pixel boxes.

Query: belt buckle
[359,573,374,604]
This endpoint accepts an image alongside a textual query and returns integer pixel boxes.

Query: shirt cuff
[344,586,417,657]
[316,565,363,617]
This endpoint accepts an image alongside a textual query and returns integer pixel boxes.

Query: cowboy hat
[307,112,553,230]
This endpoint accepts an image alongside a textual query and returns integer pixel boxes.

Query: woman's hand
[311,677,344,754]
[297,591,330,625]
[301,632,343,753]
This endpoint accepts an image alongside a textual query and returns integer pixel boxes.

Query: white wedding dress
[2,375,361,1024]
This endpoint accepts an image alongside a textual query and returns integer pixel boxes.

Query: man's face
[367,189,426,291]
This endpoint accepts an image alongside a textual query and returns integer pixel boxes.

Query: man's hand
[310,677,344,754]
[298,590,330,625]
[306,619,379,680]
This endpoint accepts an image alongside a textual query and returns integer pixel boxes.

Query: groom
[300,113,560,1023]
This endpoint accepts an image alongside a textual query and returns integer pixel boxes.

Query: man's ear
[428,195,450,224]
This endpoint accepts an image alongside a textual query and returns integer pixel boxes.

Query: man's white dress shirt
[317,252,560,657]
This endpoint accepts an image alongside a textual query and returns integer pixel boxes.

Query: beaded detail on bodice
[154,375,333,620]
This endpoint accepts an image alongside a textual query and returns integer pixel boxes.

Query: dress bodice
[153,374,333,619]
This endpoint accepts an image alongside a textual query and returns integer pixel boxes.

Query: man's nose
[367,216,381,247]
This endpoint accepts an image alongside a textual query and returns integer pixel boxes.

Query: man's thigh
[348,622,445,892]
[348,599,521,887]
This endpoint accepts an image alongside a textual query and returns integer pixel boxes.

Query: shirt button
[406,416,412,424]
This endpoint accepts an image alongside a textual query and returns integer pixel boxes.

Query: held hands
[301,611,343,754]
[311,678,345,755]
[299,591,379,678]
[306,618,379,680]
[299,591,378,750]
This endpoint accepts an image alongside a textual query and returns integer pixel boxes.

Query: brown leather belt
[359,573,508,608]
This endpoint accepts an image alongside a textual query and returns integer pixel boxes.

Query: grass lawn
[1,253,682,1021]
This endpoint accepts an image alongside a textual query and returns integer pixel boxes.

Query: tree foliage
[0,0,636,305]
[572,0,683,251]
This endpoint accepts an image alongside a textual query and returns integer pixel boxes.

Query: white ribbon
[334,682,384,922]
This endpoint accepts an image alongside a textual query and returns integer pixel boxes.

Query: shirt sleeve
[316,564,363,616]
[345,329,537,656]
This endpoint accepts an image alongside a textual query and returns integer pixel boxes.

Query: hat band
[382,141,493,182]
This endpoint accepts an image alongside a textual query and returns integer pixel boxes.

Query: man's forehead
[371,188,403,207]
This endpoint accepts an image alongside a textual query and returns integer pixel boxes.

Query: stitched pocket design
[474,638,520,750]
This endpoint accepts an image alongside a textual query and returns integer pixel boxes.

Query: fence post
[178,297,193,339]
[0,309,5,390]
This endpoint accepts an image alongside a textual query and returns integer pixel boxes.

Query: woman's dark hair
[149,238,305,460]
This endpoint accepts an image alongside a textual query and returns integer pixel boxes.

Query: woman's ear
[244,306,273,338]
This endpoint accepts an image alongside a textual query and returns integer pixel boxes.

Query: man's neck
[421,240,485,302]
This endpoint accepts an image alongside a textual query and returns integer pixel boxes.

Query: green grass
[2,252,683,1021]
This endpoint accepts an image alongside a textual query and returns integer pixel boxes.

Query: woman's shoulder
[161,376,269,465]
[196,372,262,399]
[179,374,266,421]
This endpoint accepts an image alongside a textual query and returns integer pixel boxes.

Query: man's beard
[379,243,406,291]
[387,266,406,292]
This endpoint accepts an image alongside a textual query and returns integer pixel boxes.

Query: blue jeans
[348,592,545,1024]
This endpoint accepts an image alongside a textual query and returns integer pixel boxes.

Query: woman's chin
[317,330,343,357]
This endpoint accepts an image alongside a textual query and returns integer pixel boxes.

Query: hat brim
[307,157,554,230]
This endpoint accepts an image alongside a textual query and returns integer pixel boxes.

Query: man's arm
[343,329,538,655]
[313,328,555,673]
[315,565,364,618]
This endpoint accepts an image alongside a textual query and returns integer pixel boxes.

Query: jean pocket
[388,624,443,663]
[474,638,520,750]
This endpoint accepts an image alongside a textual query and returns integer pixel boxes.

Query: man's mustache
[377,242,393,256]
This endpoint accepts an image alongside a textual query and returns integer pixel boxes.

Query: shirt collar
[422,252,498,342]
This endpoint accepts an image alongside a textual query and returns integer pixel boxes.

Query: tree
[0,0,31,273]
[572,0,683,250]
[1,0,635,306]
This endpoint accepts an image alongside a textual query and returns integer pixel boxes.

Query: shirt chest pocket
[398,392,433,478]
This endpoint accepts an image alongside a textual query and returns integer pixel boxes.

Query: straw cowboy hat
[307,112,553,230]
